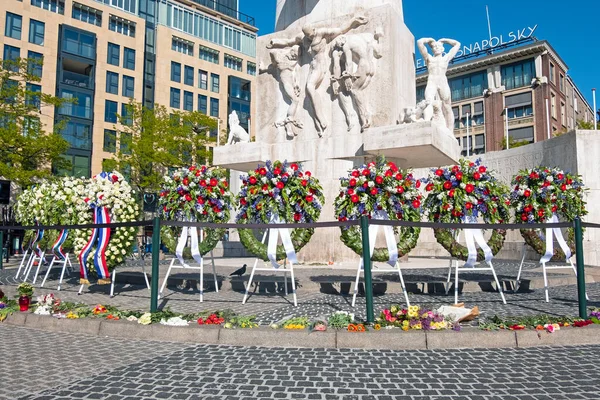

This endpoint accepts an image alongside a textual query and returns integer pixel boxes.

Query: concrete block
[98,321,220,344]
[426,328,517,349]
[4,311,28,326]
[337,329,427,350]
[516,325,600,348]
[219,327,336,348]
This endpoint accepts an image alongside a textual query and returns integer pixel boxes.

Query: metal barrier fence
[0,216,593,321]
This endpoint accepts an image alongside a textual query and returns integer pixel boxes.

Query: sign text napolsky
[415,25,538,69]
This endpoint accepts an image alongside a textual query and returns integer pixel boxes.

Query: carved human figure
[331,29,383,132]
[259,45,303,138]
[268,15,369,137]
[417,37,461,131]
[227,111,250,144]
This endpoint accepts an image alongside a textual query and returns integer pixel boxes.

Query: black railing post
[150,217,160,313]
[574,217,587,319]
[360,216,374,323]
[0,230,4,270]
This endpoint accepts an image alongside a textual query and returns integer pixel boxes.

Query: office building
[0,0,257,177]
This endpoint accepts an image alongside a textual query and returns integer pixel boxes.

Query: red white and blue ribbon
[78,207,111,282]
[464,216,493,268]
[52,229,68,261]
[33,229,44,257]
[540,214,572,264]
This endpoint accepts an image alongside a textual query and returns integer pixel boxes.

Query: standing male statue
[417,38,461,131]
[267,16,369,137]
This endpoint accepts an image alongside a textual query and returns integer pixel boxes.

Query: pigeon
[230,264,247,277]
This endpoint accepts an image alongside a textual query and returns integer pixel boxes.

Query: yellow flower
[390,306,399,314]
[402,326,409,331]
[413,323,422,330]
[402,320,410,327]
[374,324,381,330]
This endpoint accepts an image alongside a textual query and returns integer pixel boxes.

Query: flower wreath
[334,158,422,261]
[15,185,46,249]
[424,159,510,261]
[159,165,232,257]
[73,172,139,276]
[510,167,587,261]
[236,160,324,261]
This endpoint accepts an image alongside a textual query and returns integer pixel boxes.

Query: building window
[59,154,90,178]
[170,87,180,108]
[199,45,219,64]
[27,51,43,78]
[171,62,181,82]
[62,121,91,150]
[229,76,251,101]
[561,101,566,127]
[224,54,242,71]
[106,71,119,94]
[5,13,22,40]
[224,26,241,51]
[210,97,219,117]
[183,91,193,111]
[72,3,102,26]
[505,92,533,119]
[549,62,555,83]
[122,75,134,97]
[198,70,208,90]
[172,36,194,56]
[472,101,484,126]
[198,94,207,114]
[452,107,459,129]
[94,0,136,14]
[551,93,557,119]
[63,27,95,59]
[509,126,534,144]
[31,0,65,15]
[105,100,118,123]
[121,103,132,125]
[501,59,535,90]
[107,43,120,66]
[247,62,256,76]
[109,15,136,37]
[120,132,132,154]
[28,19,45,45]
[211,73,220,93]
[460,104,471,128]
[449,70,487,101]
[416,85,425,102]
[1,79,18,104]
[473,134,485,154]
[59,89,92,119]
[184,66,194,86]
[103,129,116,152]
[3,45,20,72]
[123,48,135,70]
[26,83,41,110]
[559,73,565,93]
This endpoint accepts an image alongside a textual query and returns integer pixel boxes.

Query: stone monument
[214,0,461,262]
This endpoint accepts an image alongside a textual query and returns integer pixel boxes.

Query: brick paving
[0,323,598,399]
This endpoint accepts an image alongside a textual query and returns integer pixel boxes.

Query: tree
[577,119,595,130]
[500,136,531,150]
[108,101,217,194]
[0,57,71,186]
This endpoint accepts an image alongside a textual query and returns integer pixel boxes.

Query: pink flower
[545,324,555,333]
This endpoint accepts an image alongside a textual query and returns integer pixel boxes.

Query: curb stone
[515,324,600,347]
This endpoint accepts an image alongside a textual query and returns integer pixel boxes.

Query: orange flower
[347,324,357,332]
[356,324,365,332]
[536,325,544,330]
[374,324,381,331]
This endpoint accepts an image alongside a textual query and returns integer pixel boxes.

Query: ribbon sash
[267,215,298,269]
[52,229,68,261]
[464,217,493,268]
[540,214,572,263]
[361,211,398,268]
[32,229,44,257]
[175,226,203,267]
[78,207,111,282]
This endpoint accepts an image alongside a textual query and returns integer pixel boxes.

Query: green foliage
[327,311,355,329]
[17,282,34,297]
[160,226,225,257]
[110,101,217,193]
[577,120,595,130]
[500,136,531,150]
[0,57,71,186]
[480,314,577,330]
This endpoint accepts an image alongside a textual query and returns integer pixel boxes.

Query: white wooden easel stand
[445,231,506,305]
[22,251,46,283]
[78,264,151,297]
[40,253,75,290]
[515,243,588,303]
[242,230,297,307]
[14,249,31,279]
[351,259,410,307]
[158,251,218,303]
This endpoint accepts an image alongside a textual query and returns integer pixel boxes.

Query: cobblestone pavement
[1,324,599,400]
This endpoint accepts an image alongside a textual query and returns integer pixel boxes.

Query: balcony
[189,0,255,26]
[62,71,91,89]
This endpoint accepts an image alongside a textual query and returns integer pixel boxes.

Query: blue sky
[240,0,599,109]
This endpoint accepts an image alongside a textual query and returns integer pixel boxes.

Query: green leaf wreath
[510,167,587,261]
[334,157,422,261]
[424,159,510,261]
[236,160,324,261]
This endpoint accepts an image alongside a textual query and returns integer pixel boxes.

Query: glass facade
[59,89,92,118]
[63,121,92,150]
[501,59,535,90]
[94,0,136,14]
[63,27,95,59]
[449,70,487,101]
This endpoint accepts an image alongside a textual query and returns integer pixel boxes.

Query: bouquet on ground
[159,165,232,256]
[236,160,324,261]
[423,158,510,261]
[334,157,423,260]
[377,305,451,331]
[510,167,587,260]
